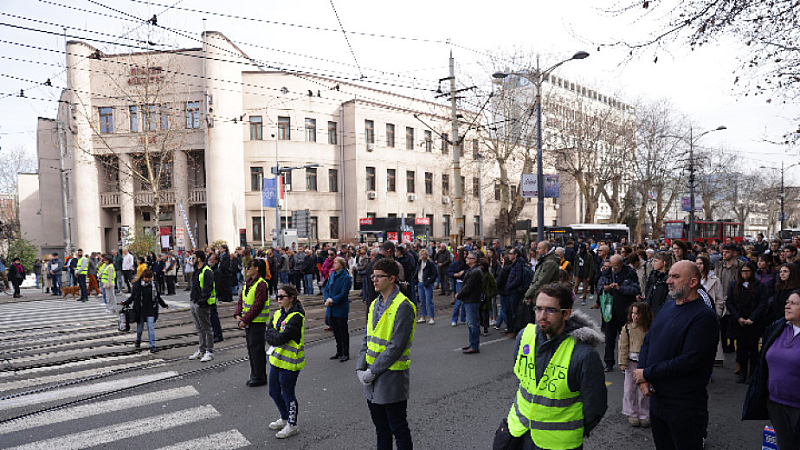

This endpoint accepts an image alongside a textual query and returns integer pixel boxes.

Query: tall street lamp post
[687,126,726,243]
[493,51,589,242]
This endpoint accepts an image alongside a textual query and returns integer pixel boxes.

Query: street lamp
[493,51,589,243]
[687,126,726,243]
[760,161,800,234]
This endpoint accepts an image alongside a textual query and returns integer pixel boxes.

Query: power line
[328,0,364,80]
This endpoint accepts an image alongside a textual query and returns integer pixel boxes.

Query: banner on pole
[521,174,560,198]
[262,178,277,208]
[178,202,197,249]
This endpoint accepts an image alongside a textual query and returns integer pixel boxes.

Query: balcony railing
[189,188,206,205]
[100,190,179,208]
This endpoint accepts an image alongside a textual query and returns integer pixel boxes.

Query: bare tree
[693,146,738,221]
[0,144,37,244]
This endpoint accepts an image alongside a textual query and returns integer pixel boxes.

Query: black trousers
[602,320,622,367]
[165,275,176,295]
[245,322,267,382]
[210,303,223,341]
[12,280,21,297]
[330,316,349,357]
[77,274,88,300]
[767,399,800,450]
[650,402,705,450]
[367,400,412,450]
[735,328,760,377]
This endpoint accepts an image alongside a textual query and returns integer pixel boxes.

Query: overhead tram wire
[328,0,364,80]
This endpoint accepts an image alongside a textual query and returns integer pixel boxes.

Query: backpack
[518,264,534,293]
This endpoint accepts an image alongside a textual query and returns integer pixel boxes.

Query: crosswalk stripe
[0,359,164,391]
[0,354,142,378]
[5,405,220,450]
[5,345,131,366]
[154,430,250,450]
[0,385,199,435]
[0,371,178,411]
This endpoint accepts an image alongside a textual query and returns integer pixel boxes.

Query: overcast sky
[1,0,798,184]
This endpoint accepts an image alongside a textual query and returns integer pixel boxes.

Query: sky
[1,0,798,185]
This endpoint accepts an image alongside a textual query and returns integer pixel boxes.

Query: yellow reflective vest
[77,256,89,275]
[269,309,305,371]
[198,265,216,305]
[99,263,115,285]
[365,291,416,371]
[242,278,269,323]
[507,324,584,450]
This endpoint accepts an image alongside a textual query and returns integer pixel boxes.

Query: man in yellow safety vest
[356,257,416,450]
[504,283,607,450]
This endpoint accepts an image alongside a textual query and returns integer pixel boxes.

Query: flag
[262,178,277,208]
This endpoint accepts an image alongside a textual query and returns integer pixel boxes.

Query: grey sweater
[357,285,416,404]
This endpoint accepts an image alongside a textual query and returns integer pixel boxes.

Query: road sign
[292,209,311,238]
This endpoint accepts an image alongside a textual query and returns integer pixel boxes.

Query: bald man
[596,254,640,371]
[635,261,719,450]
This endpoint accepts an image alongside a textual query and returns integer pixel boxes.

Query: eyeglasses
[740,269,752,273]
[533,306,567,315]
[370,274,390,281]
[466,256,476,260]
[276,294,290,299]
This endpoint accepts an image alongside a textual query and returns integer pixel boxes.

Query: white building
[23,31,632,253]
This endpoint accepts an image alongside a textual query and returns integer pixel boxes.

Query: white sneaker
[428,318,435,325]
[489,319,496,326]
[416,317,426,324]
[276,423,298,439]
[269,418,287,430]
[451,321,457,327]
[188,350,202,360]
[200,351,214,362]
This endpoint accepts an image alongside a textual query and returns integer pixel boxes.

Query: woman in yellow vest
[265,284,305,439]
[99,255,117,313]
[234,259,269,387]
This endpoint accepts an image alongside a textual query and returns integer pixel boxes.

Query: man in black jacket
[217,245,231,303]
[457,251,484,353]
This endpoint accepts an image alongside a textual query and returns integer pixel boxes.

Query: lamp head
[572,51,590,60]
[716,125,727,131]
[492,72,509,79]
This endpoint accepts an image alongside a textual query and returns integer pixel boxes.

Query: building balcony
[100,190,179,208]
[189,188,206,205]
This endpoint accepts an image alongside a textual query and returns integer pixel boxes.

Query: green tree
[6,237,38,273]
[128,222,157,257]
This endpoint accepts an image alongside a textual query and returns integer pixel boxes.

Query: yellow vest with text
[365,291,416,371]
[269,309,305,371]
[77,256,89,275]
[242,278,269,323]
[198,265,216,305]
[99,263,115,284]
[507,324,584,450]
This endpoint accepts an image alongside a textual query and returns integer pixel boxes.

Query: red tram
[664,219,744,245]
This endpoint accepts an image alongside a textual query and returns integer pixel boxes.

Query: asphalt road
[0,288,771,449]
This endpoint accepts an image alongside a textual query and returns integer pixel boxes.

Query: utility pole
[477,153,484,246]
[56,119,71,257]
[688,126,696,244]
[449,51,463,246]
[274,131,281,248]
[781,161,786,232]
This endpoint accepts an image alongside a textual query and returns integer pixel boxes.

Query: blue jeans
[303,273,314,295]
[463,302,480,350]
[52,274,62,295]
[35,274,40,288]
[451,299,466,324]
[136,316,156,348]
[101,286,107,304]
[368,400,412,450]
[417,282,434,318]
[279,271,289,284]
[269,365,300,425]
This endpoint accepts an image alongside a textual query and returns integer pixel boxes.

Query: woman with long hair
[697,255,725,364]
[644,251,673,317]
[324,257,352,361]
[671,240,694,262]
[727,261,769,383]
[266,284,305,439]
[756,253,778,300]
[768,262,800,324]
[234,258,269,387]
[414,249,438,325]
[121,269,168,353]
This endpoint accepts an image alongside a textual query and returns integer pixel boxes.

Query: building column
[173,149,189,248]
[118,152,135,244]
[66,40,103,251]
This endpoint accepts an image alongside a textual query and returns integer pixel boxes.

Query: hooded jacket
[513,309,608,436]
[525,250,561,299]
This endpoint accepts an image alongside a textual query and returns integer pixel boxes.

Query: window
[406,127,414,150]
[186,101,200,129]
[472,139,479,158]
[387,169,396,192]
[407,214,416,222]
[365,120,375,144]
[310,216,318,240]
[442,135,449,154]
[305,118,316,142]
[426,214,434,235]
[473,177,480,197]
[367,212,376,220]
[281,170,293,191]
[99,107,113,133]
[474,216,481,236]
[278,116,290,140]
[366,167,376,191]
[306,167,317,191]
[406,170,415,193]
[388,213,397,219]
[250,116,263,140]
[386,123,395,147]
[424,130,432,152]
[281,216,293,229]
[145,105,158,131]
[328,121,337,145]
[143,211,151,222]
[494,181,501,200]
[250,167,263,191]
[129,106,139,132]
[424,172,433,194]
[330,216,339,240]
[442,174,449,196]
[328,169,338,192]
[443,215,451,236]
[460,176,466,196]
[253,217,263,242]
[161,104,169,130]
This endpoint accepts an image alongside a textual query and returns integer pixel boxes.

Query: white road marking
[0,354,142,378]
[0,385,199,435]
[0,371,178,411]
[452,336,510,352]
[5,405,220,450]
[154,429,251,450]
[0,359,164,391]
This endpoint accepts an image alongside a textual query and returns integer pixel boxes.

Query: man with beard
[635,261,719,450]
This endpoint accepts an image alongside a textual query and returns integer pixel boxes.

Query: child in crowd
[618,301,653,427]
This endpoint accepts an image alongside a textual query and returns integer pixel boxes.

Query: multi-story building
[23,31,633,253]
